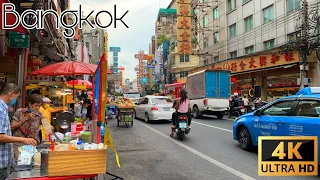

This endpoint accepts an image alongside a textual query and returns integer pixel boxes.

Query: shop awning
[0,0,28,34]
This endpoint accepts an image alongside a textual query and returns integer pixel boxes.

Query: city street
[104,116,320,180]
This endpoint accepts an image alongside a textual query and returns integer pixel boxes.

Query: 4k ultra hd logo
[1,3,129,38]
[258,136,318,176]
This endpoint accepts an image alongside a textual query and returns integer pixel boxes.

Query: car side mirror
[254,110,261,116]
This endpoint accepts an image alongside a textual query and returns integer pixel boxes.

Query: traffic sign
[110,47,121,52]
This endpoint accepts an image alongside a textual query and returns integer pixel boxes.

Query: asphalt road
[103,116,319,180]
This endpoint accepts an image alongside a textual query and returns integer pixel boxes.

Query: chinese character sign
[177,0,191,54]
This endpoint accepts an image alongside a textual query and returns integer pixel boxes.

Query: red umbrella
[67,80,92,88]
[30,60,98,76]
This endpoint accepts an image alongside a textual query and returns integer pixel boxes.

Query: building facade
[192,0,320,101]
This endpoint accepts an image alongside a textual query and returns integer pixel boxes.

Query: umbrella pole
[73,74,75,100]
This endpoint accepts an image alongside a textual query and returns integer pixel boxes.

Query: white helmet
[233,92,239,96]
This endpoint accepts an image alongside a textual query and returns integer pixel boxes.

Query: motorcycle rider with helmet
[170,89,191,137]
[229,92,240,118]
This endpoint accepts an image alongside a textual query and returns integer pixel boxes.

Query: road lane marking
[193,121,233,133]
[135,121,256,180]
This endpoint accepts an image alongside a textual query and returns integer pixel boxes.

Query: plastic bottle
[77,140,83,150]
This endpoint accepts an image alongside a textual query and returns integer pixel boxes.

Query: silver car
[134,96,175,123]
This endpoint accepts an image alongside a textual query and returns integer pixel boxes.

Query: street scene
[0,0,320,179]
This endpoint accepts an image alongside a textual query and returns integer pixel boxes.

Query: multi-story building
[156,0,200,84]
[192,0,320,101]
[82,16,105,64]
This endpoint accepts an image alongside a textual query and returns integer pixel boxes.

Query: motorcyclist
[229,92,240,118]
[170,89,191,137]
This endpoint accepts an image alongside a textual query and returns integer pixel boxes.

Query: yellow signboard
[177,0,191,55]
[190,51,300,74]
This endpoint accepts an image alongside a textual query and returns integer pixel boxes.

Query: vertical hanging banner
[110,47,121,74]
[177,0,192,54]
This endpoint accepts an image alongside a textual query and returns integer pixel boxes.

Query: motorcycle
[172,115,190,141]
[229,106,245,117]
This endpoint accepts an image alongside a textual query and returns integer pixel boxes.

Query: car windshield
[152,98,172,104]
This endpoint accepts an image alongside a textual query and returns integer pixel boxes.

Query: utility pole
[300,0,309,89]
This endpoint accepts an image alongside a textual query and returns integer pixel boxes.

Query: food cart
[7,57,121,179]
[115,98,135,128]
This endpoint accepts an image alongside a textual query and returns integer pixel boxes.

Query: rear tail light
[178,116,187,120]
[203,99,208,106]
[240,106,244,108]
[151,106,158,111]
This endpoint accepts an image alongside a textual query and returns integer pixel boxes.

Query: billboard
[177,0,191,54]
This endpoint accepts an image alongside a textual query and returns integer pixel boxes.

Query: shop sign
[210,51,300,74]
[9,32,29,48]
[113,52,118,56]
[177,0,191,55]
[109,47,121,52]
[26,76,52,82]
[113,67,118,74]
[147,65,155,69]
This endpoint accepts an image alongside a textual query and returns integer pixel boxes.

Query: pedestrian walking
[0,83,37,180]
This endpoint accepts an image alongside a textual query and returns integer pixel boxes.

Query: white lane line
[193,121,233,133]
[135,121,256,180]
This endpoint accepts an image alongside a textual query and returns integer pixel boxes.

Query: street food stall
[7,56,120,179]
[115,97,136,127]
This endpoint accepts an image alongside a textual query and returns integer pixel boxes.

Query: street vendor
[0,84,37,180]
[80,99,92,123]
[11,94,53,160]
[39,97,66,141]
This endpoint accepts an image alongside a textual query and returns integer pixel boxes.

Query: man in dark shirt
[80,99,92,123]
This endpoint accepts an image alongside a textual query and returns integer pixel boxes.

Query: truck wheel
[193,107,200,119]
[217,112,224,119]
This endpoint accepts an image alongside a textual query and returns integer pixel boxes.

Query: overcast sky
[71,0,172,80]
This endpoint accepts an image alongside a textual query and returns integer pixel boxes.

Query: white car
[134,95,175,122]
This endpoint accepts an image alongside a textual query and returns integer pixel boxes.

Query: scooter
[172,115,190,141]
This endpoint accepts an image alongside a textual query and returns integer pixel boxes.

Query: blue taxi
[233,87,320,152]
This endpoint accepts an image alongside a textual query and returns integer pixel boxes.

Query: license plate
[163,108,170,111]
[179,122,187,128]
[110,105,115,108]
[241,109,245,112]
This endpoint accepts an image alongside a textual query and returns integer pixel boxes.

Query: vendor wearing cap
[39,97,65,141]
[80,99,92,123]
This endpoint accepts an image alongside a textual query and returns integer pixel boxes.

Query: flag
[104,125,121,167]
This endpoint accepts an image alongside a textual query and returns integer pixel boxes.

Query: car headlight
[234,117,239,121]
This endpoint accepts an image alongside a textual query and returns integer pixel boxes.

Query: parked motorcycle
[172,115,190,141]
